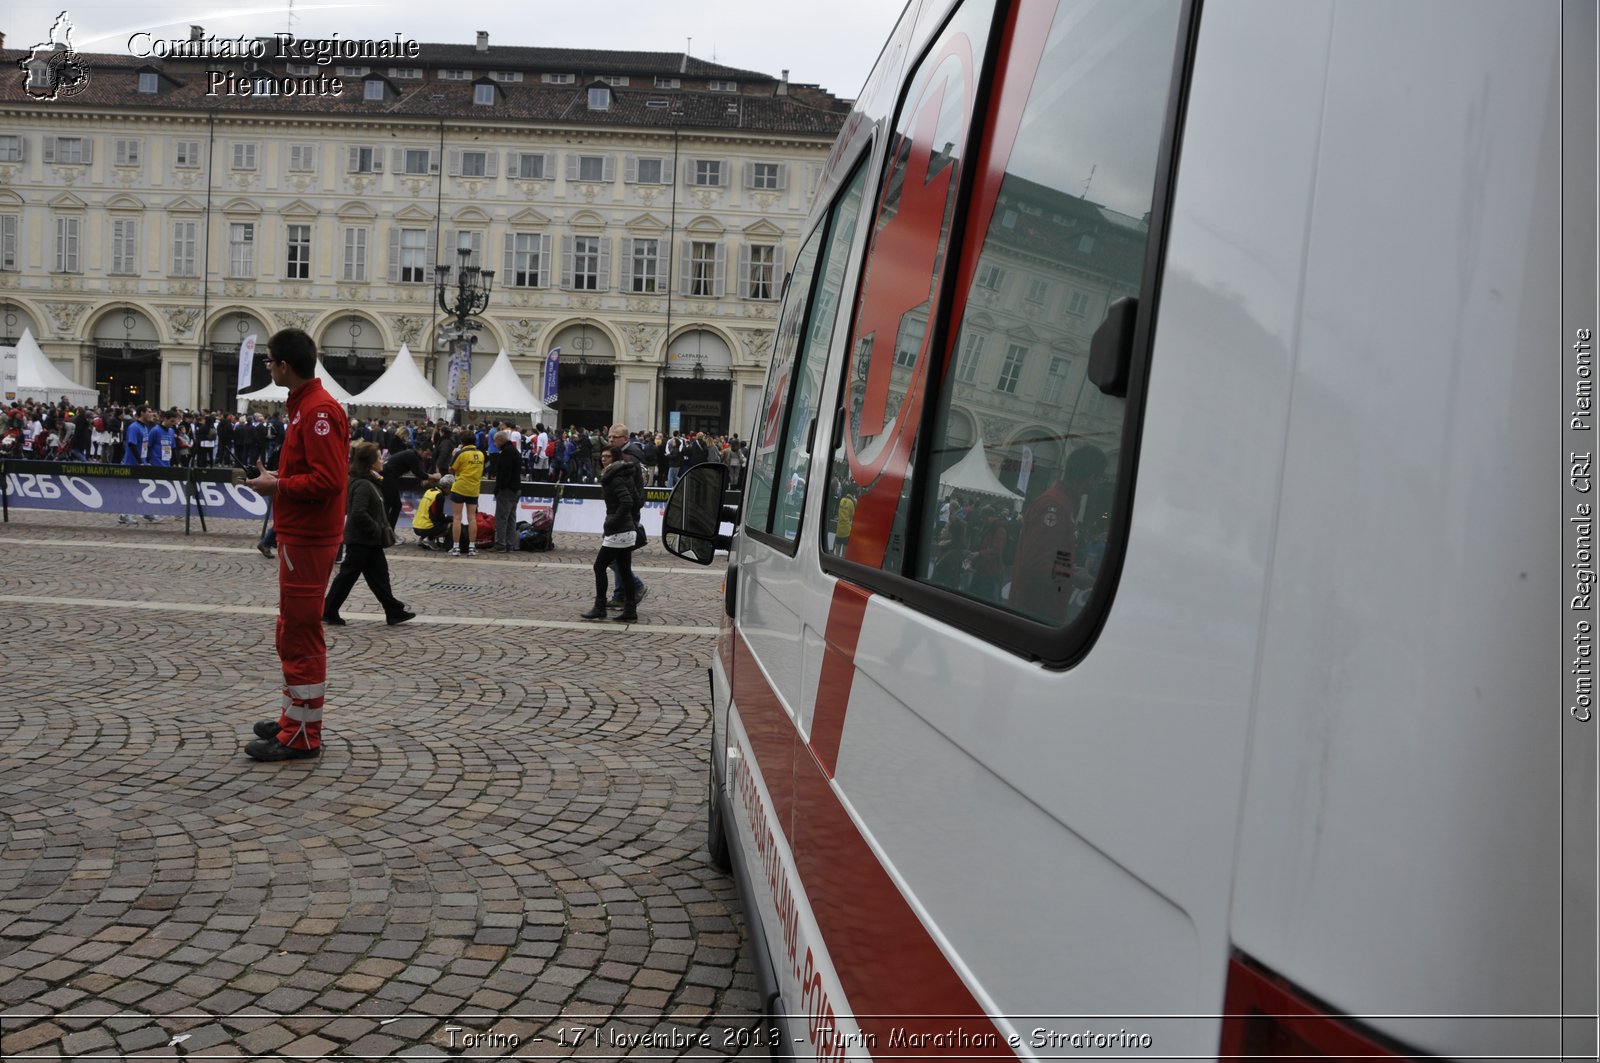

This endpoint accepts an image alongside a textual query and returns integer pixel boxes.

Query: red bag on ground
[475,512,496,544]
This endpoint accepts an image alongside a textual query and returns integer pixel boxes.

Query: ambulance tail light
[1219,954,1416,1060]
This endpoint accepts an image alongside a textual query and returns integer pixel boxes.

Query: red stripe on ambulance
[734,631,1016,1057]
[806,581,872,778]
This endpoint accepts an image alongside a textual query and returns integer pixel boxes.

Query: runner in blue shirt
[119,408,158,525]
[147,410,178,467]
[122,407,153,467]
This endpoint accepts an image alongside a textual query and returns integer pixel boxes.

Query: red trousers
[274,541,340,750]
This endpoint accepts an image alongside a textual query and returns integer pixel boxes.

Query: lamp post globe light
[435,246,494,420]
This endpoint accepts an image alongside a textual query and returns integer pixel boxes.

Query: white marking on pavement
[0,594,719,636]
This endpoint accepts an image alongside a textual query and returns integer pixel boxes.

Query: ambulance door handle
[724,563,738,618]
[1088,295,1137,398]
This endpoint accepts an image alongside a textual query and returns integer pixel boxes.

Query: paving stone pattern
[0,510,769,1059]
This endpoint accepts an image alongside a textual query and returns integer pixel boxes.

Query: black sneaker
[244,736,319,762]
[257,543,275,559]
[387,609,416,626]
[322,613,346,626]
[253,719,280,740]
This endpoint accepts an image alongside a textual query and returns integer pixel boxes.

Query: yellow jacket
[413,487,443,531]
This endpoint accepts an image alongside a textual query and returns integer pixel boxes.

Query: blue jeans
[608,556,644,599]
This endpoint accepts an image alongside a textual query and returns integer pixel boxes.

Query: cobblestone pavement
[0,509,770,1060]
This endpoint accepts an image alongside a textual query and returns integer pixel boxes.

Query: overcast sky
[8,0,905,99]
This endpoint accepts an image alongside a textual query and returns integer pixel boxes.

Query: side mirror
[664,463,731,565]
[1088,296,1137,397]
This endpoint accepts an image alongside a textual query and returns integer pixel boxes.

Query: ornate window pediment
[742,219,784,239]
[624,212,668,233]
[684,214,725,236]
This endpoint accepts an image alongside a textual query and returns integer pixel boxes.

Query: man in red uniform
[242,329,349,762]
[1009,444,1108,622]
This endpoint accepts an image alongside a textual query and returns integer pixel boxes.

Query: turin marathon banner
[1,461,671,536]
[3,461,269,521]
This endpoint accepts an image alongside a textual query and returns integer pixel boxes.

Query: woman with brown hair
[323,440,416,626]
[580,445,644,622]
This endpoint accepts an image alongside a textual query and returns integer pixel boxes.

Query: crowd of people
[2,397,291,467]
[2,395,747,492]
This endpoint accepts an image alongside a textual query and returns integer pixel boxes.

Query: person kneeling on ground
[323,441,416,626]
[412,474,452,550]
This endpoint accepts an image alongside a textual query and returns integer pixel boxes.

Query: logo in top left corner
[19,11,91,102]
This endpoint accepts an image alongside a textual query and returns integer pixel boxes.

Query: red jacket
[273,378,348,545]
[1009,480,1078,619]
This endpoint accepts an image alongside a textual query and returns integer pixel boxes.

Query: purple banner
[542,347,560,407]
[4,466,270,520]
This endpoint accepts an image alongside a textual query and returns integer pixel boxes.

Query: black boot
[580,597,608,620]
[614,585,638,623]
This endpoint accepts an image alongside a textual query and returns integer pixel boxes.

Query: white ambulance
[666,0,1594,1058]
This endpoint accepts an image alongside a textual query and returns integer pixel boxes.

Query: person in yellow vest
[412,474,449,550]
[447,429,484,556]
[834,484,856,557]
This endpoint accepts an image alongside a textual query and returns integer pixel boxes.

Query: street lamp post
[435,246,494,421]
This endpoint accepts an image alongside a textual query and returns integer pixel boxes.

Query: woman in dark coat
[580,445,644,622]
[323,441,416,626]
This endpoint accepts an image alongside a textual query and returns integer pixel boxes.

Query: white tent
[469,349,553,424]
[938,435,1022,501]
[236,360,356,412]
[9,328,98,404]
[347,344,448,418]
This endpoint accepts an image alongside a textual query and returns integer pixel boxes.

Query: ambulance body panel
[683,0,1579,1058]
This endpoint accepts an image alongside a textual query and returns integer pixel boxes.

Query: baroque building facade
[0,28,848,433]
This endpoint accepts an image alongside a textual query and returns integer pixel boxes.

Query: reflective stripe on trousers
[275,542,339,749]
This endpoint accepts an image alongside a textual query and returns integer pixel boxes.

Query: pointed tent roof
[11,328,98,403]
[938,434,1022,500]
[469,349,553,422]
[347,344,449,415]
[236,360,356,412]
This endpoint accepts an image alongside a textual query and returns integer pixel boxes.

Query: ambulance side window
[745,164,869,548]
[921,0,1182,627]
[822,0,1187,662]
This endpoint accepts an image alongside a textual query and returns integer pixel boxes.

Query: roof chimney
[190,25,204,41]
[475,31,489,52]
[777,69,789,96]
